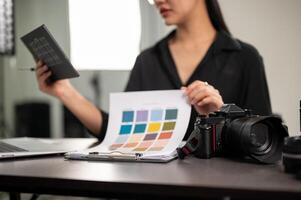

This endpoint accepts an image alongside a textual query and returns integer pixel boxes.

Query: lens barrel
[283,136,301,173]
[223,116,288,164]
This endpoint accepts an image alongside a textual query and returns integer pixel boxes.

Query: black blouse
[97,31,272,141]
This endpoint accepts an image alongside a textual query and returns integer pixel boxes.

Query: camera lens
[224,116,288,164]
[249,123,272,154]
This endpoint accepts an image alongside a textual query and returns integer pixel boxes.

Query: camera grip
[194,125,213,159]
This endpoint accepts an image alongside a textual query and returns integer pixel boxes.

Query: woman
[35,0,271,141]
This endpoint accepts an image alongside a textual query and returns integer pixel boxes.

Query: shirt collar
[162,30,241,53]
[155,30,242,88]
[213,31,242,54]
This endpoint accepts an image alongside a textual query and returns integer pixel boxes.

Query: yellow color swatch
[147,122,161,132]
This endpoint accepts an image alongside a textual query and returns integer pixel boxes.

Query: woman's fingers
[36,63,51,84]
[185,81,215,104]
[185,80,207,94]
[190,85,219,104]
[184,80,223,114]
[194,96,223,115]
[36,65,48,77]
[40,70,51,82]
[185,81,205,102]
[35,60,47,76]
[36,60,43,68]
[194,87,222,104]
[35,60,51,86]
[197,95,221,107]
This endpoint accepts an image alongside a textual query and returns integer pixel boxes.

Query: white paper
[83,90,191,157]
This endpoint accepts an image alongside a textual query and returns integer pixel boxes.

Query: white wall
[220,0,301,135]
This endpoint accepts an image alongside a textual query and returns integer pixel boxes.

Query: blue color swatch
[119,125,132,134]
[151,109,163,121]
[133,124,147,133]
[122,111,134,122]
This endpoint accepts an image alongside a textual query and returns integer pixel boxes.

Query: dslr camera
[177,104,288,164]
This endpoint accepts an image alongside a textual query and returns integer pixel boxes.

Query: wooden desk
[0,151,301,200]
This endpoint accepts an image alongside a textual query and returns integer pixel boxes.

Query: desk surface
[0,139,301,199]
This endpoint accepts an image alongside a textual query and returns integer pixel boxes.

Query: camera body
[178,104,288,164]
[191,104,254,159]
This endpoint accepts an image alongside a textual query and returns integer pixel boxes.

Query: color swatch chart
[109,108,178,152]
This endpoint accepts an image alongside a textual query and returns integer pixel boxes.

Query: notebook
[0,137,96,160]
[65,90,191,163]
[21,24,79,81]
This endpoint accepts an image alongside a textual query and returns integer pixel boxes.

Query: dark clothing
[97,31,272,141]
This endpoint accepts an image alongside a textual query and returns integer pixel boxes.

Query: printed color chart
[109,108,178,152]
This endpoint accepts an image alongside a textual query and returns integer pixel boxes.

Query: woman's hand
[183,80,224,115]
[35,60,72,99]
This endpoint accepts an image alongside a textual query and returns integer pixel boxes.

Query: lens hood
[225,116,288,164]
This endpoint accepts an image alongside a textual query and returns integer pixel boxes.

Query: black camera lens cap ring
[283,136,301,154]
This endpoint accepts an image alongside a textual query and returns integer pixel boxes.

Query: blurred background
[0,0,300,140]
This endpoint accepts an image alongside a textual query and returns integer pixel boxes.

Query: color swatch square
[148,139,169,151]
[134,141,154,152]
[109,143,123,150]
[158,132,172,139]
[151,109,163,121]
[122,111,134,122]
[134,141,153,151]
[119,125,132,134]
[162,122,176,131]
[115,135,129,143]
[136,110,148,122]
[147,122,161,132]
[133,124,147,134]
[165,109,178,120]
[124,143,138,148]
[143,133,158,141]
[128,134,144,143]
